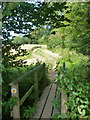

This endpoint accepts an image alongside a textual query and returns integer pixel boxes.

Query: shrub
[54,50,90,119]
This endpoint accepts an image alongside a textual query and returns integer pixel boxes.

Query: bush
[54,50,90,119]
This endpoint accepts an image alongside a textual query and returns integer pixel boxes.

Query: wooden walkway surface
[31,70,58,119]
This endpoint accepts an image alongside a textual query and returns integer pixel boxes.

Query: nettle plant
[55,52,90,119]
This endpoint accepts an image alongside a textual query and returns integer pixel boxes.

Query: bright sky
[10,31,19,36]
[26,0,45,3]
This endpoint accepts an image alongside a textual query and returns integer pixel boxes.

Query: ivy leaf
[76,98,79,104]
[68,84,73,90]
[55,77,58,82]
[78,106,82,115]
[82,109,86,116]
[73,92,79,96]
[59,74,63,79]
[80,105,85,109]
[64,78,67,84]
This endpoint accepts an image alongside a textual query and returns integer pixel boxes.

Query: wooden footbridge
[9,63,67,119]
[32,69,58,119]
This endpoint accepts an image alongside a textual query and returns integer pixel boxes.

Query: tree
[2,3,29,68]
[64,2,90,55]
[47,2,90,55]
[12,36,30,44]
[2,1,70,67]
[2,2,69,40]
[28,26,50,44]
[35,2,69,29]
[2,2,35,40]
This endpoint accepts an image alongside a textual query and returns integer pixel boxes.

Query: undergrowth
[2,61,50,119]
[53,49,90,119]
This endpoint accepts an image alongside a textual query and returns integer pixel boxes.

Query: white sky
[26,0,45,3]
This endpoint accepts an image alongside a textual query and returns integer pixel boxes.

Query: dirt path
[22,45,59,83]
[48,69,57,83]
[23,46,61,68]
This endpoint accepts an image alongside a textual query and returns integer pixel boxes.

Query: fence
[9,63,46,119]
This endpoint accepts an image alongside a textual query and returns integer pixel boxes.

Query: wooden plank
[20,86,34,106]
[41,84,56,118]
[32,85,51,118]
[9,63,45,85]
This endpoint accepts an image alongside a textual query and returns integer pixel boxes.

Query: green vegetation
[33,48,59,69]
[21,104,36,118]
[2,62,50,119]
[2,1,89,119]
[54,50,89,119]
[49,2,89,119]
[39,2,89,56]
[12,36,30,44]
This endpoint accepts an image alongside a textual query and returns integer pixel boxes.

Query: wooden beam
[52,85,59,116]
[20,86,34,106]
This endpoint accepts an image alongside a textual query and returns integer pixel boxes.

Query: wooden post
[34,71,39,103]
[11,83,20,119]
[43,63,46,87]
[61,62,67,115]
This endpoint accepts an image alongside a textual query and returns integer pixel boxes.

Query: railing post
[43,63,46,87]
[34,71,39,103]
[61,62,67,115]
[10,83,20,119]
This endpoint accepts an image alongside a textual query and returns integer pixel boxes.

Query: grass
[34,48,59,69]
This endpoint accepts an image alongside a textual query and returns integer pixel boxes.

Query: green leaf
[59,74,63,79]
[76,98,79,104]
[68,84,73,90]
[80,105,85,109]
[82,109,86,116]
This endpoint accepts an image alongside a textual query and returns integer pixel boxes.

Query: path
[31,59,59,119]
[21,44,61,69]
[32,67,58,119]
[21,45,59,118]
[19,44,60,119]
[10,44,61,119]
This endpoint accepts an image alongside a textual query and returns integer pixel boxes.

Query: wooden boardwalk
[10,63,67,119]
[32,70,58,119]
